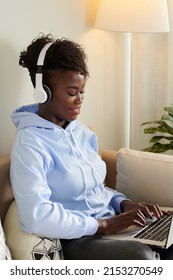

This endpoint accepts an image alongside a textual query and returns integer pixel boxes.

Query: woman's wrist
[96,219,108,234]
[120,199,131,212]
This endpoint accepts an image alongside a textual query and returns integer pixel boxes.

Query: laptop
[103,207,173,249]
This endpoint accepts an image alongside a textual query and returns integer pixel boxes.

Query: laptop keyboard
[133,211,173,242]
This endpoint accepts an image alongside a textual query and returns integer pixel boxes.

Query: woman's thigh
[61,236,160,260]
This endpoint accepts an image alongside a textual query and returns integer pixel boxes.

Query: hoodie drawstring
[63,129,94,211]
[70,129,103,185]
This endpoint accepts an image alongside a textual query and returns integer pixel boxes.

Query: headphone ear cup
[33,84,52,104]
[43,84,52,103]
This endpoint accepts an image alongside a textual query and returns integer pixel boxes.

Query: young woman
[10,33,164,259]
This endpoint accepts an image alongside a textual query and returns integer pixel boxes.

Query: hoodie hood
[10,103,76,132]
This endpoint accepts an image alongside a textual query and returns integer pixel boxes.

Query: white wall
[0,0,128,156]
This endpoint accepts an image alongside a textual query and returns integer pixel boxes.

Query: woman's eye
[67,91,84,97]
[68,92,76,96]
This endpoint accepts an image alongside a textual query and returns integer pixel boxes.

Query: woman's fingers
[133,210,146,227]
[140,202,163,219]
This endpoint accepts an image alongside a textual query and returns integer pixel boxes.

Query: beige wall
[0,0,128,156]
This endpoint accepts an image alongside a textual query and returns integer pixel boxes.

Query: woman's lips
[69,107,81,114]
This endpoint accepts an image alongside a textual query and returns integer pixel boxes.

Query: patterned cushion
[3,201,63,260]
[0,219,11,260]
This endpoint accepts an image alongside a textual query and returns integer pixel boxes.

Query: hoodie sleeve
[10,143,98,239]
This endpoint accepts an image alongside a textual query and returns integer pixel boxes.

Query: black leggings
[61,236,161,260]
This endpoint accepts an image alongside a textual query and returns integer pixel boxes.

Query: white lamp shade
[95,0,170,33]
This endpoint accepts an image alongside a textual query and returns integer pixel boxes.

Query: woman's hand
[96,200,164,235]
[120,200,163,219]
[96,209,147,235]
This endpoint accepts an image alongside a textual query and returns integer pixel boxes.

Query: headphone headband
[37,42,53,67]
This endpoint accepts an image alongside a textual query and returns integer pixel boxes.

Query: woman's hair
[19,33,89,87]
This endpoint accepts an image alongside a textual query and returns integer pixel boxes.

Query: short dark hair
[19,33,89,87]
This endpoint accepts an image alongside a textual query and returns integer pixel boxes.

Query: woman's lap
[61,236,160,260]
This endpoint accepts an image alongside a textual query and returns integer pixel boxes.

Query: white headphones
[33,42,53,103]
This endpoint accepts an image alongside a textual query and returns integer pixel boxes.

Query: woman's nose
[75,93,84,104]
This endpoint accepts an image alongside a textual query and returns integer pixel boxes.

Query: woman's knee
[126,241,160,260]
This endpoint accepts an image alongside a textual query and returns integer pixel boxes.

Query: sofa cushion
[0,219,11,260]
[116,148,173,207]
[3,201,64,260]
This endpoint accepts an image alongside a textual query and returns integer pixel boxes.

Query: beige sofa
[1,147,173,259]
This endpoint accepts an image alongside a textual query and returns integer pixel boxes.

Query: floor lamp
[94,0,170,147]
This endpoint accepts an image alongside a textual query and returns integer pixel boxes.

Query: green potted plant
[141,106,173,153]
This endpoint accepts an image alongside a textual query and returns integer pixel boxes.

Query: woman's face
[39,70,86,127]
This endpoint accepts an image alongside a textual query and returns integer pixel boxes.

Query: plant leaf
[142,142,173,153]
[164,106,173,117]
[149,135,173,143]
[143,121,173,135]
[161,114,173,122]
[143,127,158,134]
[142,120,164,126]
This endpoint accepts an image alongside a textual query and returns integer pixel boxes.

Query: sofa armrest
[0,155,14,224]
[101,149,117,190]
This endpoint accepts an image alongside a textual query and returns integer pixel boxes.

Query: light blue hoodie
[10,103,127,239]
